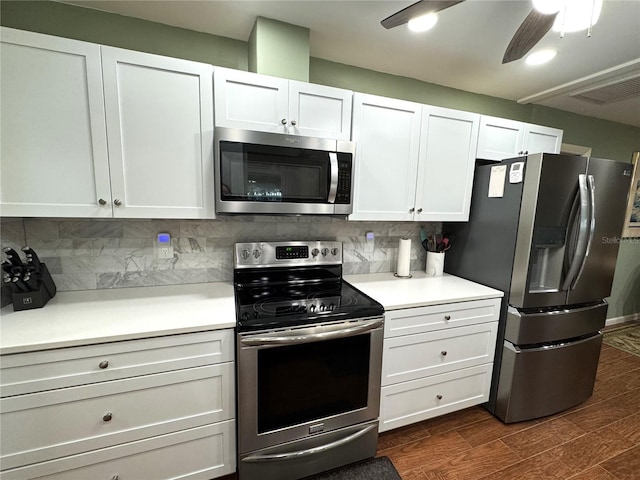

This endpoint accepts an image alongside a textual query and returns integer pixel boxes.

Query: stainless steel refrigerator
[446,153,633,423]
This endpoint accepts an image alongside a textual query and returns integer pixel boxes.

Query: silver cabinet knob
[111,476,119,480]
[98,198,107,206]
[417,208,423,214]
[113,199,122,206]
[441,351,448,356]
[103,412,113,422]
[444,315,451,321]
[281,118,287,125]
[436,394,443,400]
[290,120,297,126]
[409,208,415,213]
[99,360,109,369]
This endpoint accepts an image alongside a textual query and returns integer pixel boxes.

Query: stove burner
[282,285,311,297]
[250,287,276,299]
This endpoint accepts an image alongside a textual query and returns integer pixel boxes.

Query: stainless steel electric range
[233,241,384,480]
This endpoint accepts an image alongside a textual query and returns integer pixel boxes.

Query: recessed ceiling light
[525,49,557,65]
[408,12,438,32]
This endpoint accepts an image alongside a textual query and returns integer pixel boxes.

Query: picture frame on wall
[622,152,640,238]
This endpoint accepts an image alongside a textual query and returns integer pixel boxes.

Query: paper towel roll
[396,238,411,277]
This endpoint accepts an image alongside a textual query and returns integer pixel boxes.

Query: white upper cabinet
[476,115,563,161]
[0,28,112,218]
[102,47,215,219]
[523,123,564,156]
[350,93,422,221]
[0,28,215,219]
[351,94,479,222]
[416,107,480,221]
[214,67,352,140]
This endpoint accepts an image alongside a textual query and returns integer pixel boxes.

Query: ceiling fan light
[552,0,603,33]
[525,49,558,65]
[532,0,562,15]
[408,12,438,32]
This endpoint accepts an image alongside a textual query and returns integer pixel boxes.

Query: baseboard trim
[606,313,640,327]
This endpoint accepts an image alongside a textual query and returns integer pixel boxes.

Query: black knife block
[12,263,57,311]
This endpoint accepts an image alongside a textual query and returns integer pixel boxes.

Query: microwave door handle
[328,152,338,203]
[571,174,596,289]
[562,174,589,291]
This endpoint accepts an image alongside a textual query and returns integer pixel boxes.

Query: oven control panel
[234,241,342,268]
[276,245,308,260]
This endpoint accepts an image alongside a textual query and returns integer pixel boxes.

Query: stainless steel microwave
[214,127,355,215]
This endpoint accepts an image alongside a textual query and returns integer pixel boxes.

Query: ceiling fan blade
[381,0,465,29]
[503,9,558,64]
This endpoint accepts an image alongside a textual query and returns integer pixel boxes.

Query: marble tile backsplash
[1,217,441,292]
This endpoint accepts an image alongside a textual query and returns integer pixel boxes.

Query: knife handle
[2,248,24,267]
[22,247,42,269]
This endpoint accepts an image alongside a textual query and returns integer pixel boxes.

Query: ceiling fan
[381,0,598,64]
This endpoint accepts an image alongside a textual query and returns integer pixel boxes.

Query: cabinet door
[0,27,112,218]
[288,81,352,140]
[102,47,215,219]
[415,106,479,221]
[214,67,288,133]
[523,123,563,155]
[476,115,525,161]
[350,93,422,221]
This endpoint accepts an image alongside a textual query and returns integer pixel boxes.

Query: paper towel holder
[394,272,413,279]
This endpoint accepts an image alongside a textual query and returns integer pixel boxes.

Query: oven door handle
[242,424,377,463]
[240,318,383,346]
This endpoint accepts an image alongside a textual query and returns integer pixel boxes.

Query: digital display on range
[276,246,309,259]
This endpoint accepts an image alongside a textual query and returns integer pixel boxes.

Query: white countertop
[344,271,503,310]
[0,282,235,355]
[0,272,503,355]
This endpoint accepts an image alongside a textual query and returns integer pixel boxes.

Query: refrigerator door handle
[571,175,596,289]
[562,174,590,291]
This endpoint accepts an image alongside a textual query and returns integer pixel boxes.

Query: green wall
[2,0,639,318]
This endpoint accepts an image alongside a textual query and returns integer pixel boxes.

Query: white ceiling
[61,0,640,127]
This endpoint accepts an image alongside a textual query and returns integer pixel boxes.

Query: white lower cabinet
[379,299,500,432]
[0,330,236,479]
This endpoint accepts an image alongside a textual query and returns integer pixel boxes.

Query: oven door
[236,317,383,455]
[215,127,354,215]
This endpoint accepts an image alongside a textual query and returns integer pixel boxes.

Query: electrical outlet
[365,232,374,253]
[157,232,173,259]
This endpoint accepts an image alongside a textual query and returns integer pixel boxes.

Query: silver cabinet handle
[243,424,376,462]
[290,120,297,126]
[441,351,447,356]
[99,360,109,369]
[444,315,451,321]
[113,199,122,206]
[103,412,113,422]
[98,198,107,205]
[417,208,423,214]
[436,394,443,400]
[281,118,287,125]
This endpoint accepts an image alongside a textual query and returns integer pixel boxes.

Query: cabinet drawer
[382,323,498,386]
[2,420,236,480]
[384,298,500,337]
[379,364,492,433]
[1,329,234,397]
[1,363,234,470]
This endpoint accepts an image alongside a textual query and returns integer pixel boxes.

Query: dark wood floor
[377,342,640,480]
